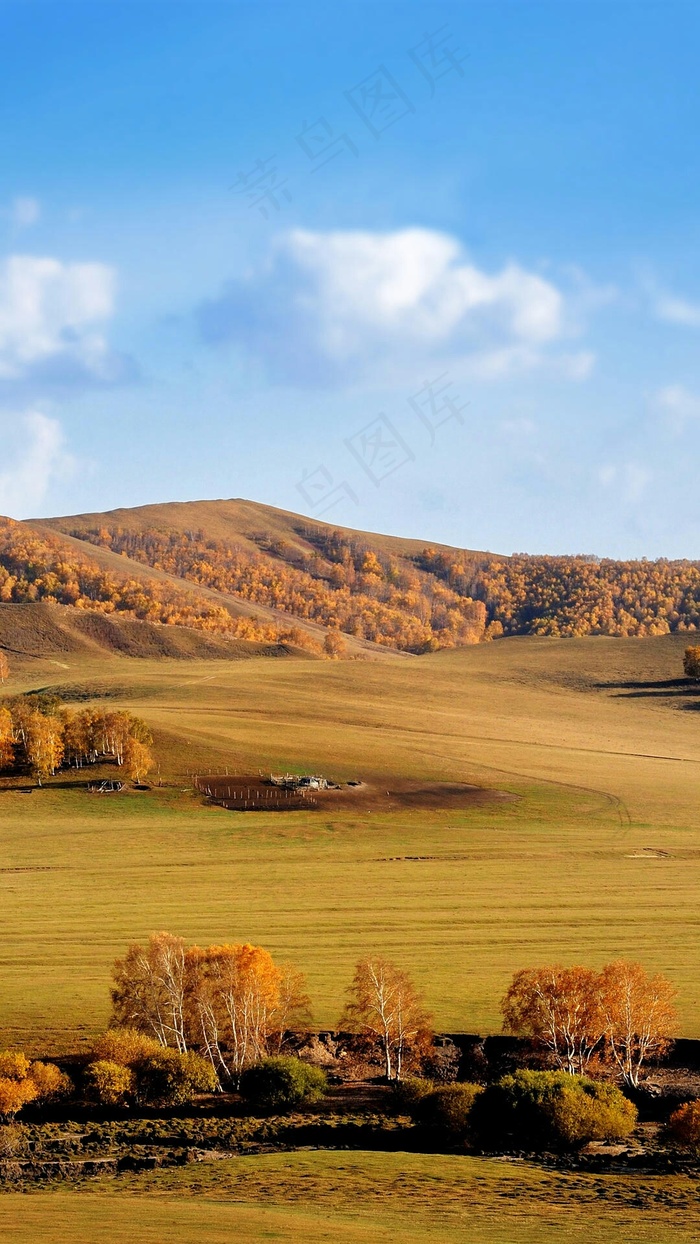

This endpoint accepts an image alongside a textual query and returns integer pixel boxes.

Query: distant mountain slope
[16,496,700,647]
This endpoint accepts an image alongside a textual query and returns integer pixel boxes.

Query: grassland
[1,630,700,1050]
[2,627,700,1241]
[3,1151,700,1243]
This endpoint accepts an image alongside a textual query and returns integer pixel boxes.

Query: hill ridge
[0,498,697,659]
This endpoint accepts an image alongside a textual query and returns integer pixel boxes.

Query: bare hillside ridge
[0,600,306,663]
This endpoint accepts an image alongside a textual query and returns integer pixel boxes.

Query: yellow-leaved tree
[110,933,310,1086]
[0,707,14,770]
[341,957,433,1081]
[502,960,677,1088]
[599,960,678,1088]
[502,965,605,1075]
[24,711,64,785]
[123,736,154,783]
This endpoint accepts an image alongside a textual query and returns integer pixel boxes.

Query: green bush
[83,1060,135,1106]
[391,1076,435,1115]
[473,1070,637,1151]
[417,1082,484,1137]
[239,1056,328,1112]
[135,1049,218,1107]
[668,1099,700,1150]
[548,1079,637,1146]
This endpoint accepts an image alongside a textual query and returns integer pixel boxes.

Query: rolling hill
[0,497,699,666]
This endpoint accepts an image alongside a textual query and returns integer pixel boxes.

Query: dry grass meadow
[1,631,699,1049]
[2,631,700,1239]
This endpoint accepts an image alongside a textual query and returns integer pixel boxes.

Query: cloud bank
[0,410,75,519]
[0,254,134,391]
[198,227,587,386]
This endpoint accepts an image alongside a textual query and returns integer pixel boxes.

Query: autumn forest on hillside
[4,513,700,654]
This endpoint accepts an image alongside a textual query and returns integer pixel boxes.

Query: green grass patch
[3,1151,700,1243]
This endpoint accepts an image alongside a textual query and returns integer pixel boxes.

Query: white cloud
[655,292,700,328]
[10,197,41,230]
[598,461,651,503]
[640,270,700,328]
[655,383,700,432]
[0,254,121,383]
[0,410,75,519]
[198,227,584,386]
[286,228,563,342]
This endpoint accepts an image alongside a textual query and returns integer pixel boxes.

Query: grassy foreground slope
[1,630,700,1049]
[2,1152,700,1243]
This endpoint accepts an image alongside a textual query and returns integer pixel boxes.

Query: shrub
[91,1028,163,1067]
[392,1076,435,1115]
[548,1080,637,1146]
[28,1061,73,1102]
[0,1051,30,1080]
[668,1099,700,1150]
[417,1082,484,1138]
[83,1060,135,1106]
[239,1056,328,1112]
[135,1050,218,1107]
[87,1033,218,1108]
[0,1077,38,1119]
[473,1070,637,1151]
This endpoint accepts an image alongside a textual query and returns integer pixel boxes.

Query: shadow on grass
[595,677,700,702]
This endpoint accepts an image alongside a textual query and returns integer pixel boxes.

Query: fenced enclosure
[194,774,318,812]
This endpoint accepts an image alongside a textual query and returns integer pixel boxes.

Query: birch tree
[123,736,154,783]
[341,957,433,1081]
[111,932,189,1052]
[25,711,64,784]
[599,960,677,1087]
[502,965,605,1075]
[185,943,283,1082]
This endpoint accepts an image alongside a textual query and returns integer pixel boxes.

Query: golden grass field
[1,630,699,1049]
[2,630,700,1239]
[2,1151,700,1243]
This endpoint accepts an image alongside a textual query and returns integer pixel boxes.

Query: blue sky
[1,0,700,557]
